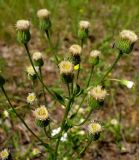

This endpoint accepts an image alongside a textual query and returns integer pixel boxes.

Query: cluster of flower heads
[12,7,139,157]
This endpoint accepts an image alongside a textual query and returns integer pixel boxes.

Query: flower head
[110,119,119,126]
[27,92,36,104]
[88,121,102,135]
[90,50,101,58]
[34,105,49,121]
[37,9,50,19]
[0,149,9,160]
[59,61,73,75]
[16,20,30,31]
[88,85,107,101]
[33,52,42,61]
[3,110,9,118]
[26,65,39,76]
[79,20,90,29]
[120,30,138,43]
[69,44,82,56]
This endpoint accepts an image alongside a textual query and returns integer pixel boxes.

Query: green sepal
[61,73,74,84]
[34,59,44,67]
[39,18,51,31]
[17,30,30,44]
[115,39,134,54]
[36,119,49,128]
[78,28,88,41]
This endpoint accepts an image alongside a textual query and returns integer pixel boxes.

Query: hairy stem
[24,44,54,97]
[1,86,49,149]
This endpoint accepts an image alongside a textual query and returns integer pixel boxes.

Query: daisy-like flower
[3,110,9,118]
[120,30,138,43]
[88,85,107,101]
[79,20,90,30]
[34,105,49,121]
[26,65,39,76]
[27,92,36,104]
[0,149,10,160]
[90,50,101,58]
[59,61,73,75]
[69,44,82,56]
[32,52,42,61]
[37,9,50,19]
[16,20,30,31]
[88,121,102,135]
[32,52,44,67]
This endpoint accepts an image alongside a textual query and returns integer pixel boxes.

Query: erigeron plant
[0,8,138,160]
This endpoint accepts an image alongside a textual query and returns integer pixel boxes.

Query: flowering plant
[0,8,137,160]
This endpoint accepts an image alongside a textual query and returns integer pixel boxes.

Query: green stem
[79,139,92,157]
[74,108,93,126]
[76,63,80,81]
[86,65,94,87]
[39,67,47,105]
[24,44,54,98]
[99,51,122,83]
[54,97,74,159]
[67,83,71,98]
[1,86,49,149]
[45,30,59,65]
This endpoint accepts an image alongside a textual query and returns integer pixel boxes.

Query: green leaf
[74,84,84,97]
[53,90,65,105]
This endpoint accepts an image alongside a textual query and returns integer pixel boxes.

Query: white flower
[3,110,9,118]
[88,85,107,101]
[121,80,134,89]
[59,61,73,74]
[32,148,41,156]
[90,50,101,58]
[120,30,138,43]
[0,149,9,160]
[26,65,39,76]
[110,119,119,126]
[16,20,30,31]
[32,52,42,61]
[88,122,102,135]
[34,105,49,121]
[69,44,82,56]
[51,127,61,137]
[37,9,50,19]
[61,133,68,142]
[27,92,36,104]
[79,20,90,29]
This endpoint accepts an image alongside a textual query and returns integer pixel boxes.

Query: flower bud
[16,20,31,44]
[88,121,102,140]
[120,80,134,89]
[78,20,90,42]
[34,105,49,128]
[89,50,101,65]
[69,44,82,65]
[37,9,51,31]
[26,65,39,80]
[0,74,5,87]
[32,52,44,67]
[115,30,138,54]
[59,61,74,84]
[0,149,12,160]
